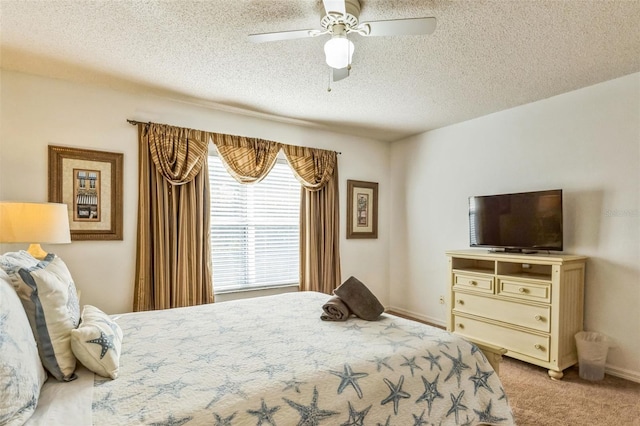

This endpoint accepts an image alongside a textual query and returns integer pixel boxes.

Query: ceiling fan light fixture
[324,35,354,69]
[248,0,437,82]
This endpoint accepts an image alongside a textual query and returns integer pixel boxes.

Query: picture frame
[347,180,378,239]
[48,145,123,241]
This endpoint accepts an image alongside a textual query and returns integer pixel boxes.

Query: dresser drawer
[453,292,550,332]
[498,279,551,303]
[453,315,550,362]
[453,273,494,294]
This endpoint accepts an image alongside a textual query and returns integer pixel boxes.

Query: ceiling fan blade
[333,67,349,82]
[248,29,316,43]
[363,17,436,37]
[322,0,346,16]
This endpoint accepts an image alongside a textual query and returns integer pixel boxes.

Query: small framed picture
[48,145,123,240]
[347,180,378,239]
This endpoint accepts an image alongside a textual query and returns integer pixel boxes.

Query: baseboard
[386,305,446,329]
[605,364,640,383]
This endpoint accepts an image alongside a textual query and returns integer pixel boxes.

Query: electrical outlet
[439,295,445,305]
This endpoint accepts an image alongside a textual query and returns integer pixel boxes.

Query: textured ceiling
[1,0,639,142]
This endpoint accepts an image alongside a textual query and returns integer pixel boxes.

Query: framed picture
[48,145,123,240]
[347,180,378,239]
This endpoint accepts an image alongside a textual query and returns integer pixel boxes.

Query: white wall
[0,70,390,315]
[3,69,637,380]
[389,72,640,380]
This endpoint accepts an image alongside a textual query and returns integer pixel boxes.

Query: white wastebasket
[575,331,610,381]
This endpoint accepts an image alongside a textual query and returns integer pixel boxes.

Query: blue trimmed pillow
[0,272,48,425]
[12,254,80,381]
[71,305,123,379]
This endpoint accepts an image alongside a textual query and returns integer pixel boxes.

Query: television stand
[446,249,587,380]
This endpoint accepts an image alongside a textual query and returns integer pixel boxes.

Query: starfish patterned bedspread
[87,291,514,425]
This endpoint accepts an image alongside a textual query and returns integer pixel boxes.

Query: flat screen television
[469,189,563,252]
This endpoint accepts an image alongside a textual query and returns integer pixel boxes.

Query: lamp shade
[324,36,354,69]
[0,202,71,244]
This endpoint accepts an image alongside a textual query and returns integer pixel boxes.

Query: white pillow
[0,250,40,285]
[0,275,48,425]
[71,305,123,379]
[13,254,80,381]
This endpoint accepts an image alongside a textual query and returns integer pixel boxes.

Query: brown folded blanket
[333,276,384,321]
[321,295,351,321]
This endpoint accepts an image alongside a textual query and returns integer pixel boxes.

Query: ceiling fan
[248,0,436,82]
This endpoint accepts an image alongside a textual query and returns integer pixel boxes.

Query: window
[208,154,300,293]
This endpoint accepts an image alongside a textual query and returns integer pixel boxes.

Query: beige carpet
[499,357,640,426]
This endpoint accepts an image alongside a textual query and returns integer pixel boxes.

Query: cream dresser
[446,249,587,380]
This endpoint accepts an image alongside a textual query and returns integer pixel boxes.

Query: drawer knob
[534,344,545,351]
[470,281,477,286]
[457,323,465,329]
[535,315,543,321]
[456,299,464,305]
[518,287,529,293]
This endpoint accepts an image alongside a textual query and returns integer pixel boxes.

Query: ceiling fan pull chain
[327,69,332,92]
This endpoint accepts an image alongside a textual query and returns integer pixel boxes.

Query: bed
[0,252,513,425]
[22,291,514,425]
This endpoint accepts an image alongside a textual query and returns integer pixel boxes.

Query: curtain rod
[127,119,148,126]
[126,119,341,155]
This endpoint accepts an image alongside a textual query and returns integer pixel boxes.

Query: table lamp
[0,202,71,259]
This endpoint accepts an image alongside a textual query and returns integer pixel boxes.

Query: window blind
[208,155,300,293]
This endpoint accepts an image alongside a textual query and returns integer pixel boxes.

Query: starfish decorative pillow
[71,305,123,379]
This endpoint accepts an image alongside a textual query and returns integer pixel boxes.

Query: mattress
[31,291,514,425]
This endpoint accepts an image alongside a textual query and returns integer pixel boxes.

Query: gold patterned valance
[211,133,281,184]
[283,145,337,192]
[145,123,209,185]
[129,120,338,190]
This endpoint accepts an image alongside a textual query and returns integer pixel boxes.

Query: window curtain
[134,123,213,311]
[283,145,341,294]
[211,133,281,184]
[209,132,341,293]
